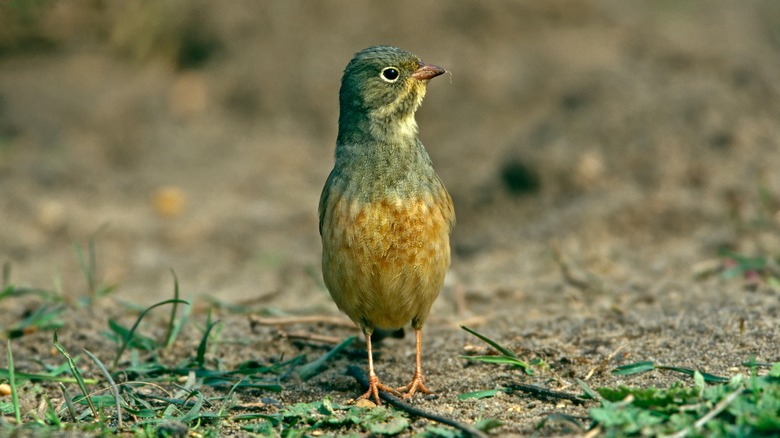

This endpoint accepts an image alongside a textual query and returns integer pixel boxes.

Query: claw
[358,373,402,405]
[396,371,431,399]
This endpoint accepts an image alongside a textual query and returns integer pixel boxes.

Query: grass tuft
[591,368,780,436]
[110,298,190,369]
[237,398,411,436]
[460,323,780,436]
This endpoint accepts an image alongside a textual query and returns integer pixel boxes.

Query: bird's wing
[318,168,339,236]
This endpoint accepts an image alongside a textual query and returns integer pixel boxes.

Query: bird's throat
[337,110,420,148]
[369,112,419,145]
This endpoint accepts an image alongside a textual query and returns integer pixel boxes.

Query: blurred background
[1,0,779,316]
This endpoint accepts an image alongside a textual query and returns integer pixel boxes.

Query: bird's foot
[358,373,402,405]
[396,371,431,399]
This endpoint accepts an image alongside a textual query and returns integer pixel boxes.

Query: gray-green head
[338,46,445,143]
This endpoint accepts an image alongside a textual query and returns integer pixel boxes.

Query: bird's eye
[380,67,400,82]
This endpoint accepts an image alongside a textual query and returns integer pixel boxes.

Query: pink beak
[411,62,446,80]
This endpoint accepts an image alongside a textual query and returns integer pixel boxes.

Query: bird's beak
[411,62,446,81]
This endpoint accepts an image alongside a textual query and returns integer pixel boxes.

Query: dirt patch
[1,1,779,435]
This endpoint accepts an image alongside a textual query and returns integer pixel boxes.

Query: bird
[319,46,455,405]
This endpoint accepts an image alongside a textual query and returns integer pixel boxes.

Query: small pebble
[355,398,376,408]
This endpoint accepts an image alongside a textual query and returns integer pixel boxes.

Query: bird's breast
[349,195,449,264]
[324,186,453,275]
[320,177,454,329]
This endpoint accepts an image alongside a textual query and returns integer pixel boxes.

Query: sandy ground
[1,1,779,435]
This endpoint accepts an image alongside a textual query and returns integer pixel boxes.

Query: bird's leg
[357,330,401,405]
[396,328,431,398]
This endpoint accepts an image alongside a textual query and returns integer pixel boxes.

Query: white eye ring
[380,66,400,83]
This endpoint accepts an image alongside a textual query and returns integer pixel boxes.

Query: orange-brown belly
[321,194,452,330]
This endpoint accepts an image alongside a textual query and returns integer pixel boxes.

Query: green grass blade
[195,311,220,368]
[216,375,245,418]
[168,300,192,352]
[0,368,97,384]
[42,394,62,427]
[84,349,123,429]
[165,269,184,349]
[457,389,505,400]
[176,391,205,423]
[612,361,656,376]
[7,339,21,424]
[656,365,729,383]
[612,361,729,383]
[73,238,97,300]
[53,332,98,420]
[741,359,773,369]
[297,335,357,381]
[460,355,530,369]
[461,325,518,358]
[108,319,158,351]
[59,382,77,421]
[112,298,190,369]
[0,284,14,302]
[5,304,65,339]
[575,378,601,401]
[73,225,116,305]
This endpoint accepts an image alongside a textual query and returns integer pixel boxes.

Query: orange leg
[396,328,431,398]
[357,331,401,405]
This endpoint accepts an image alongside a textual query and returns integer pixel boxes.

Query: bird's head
[338,46,445,143]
